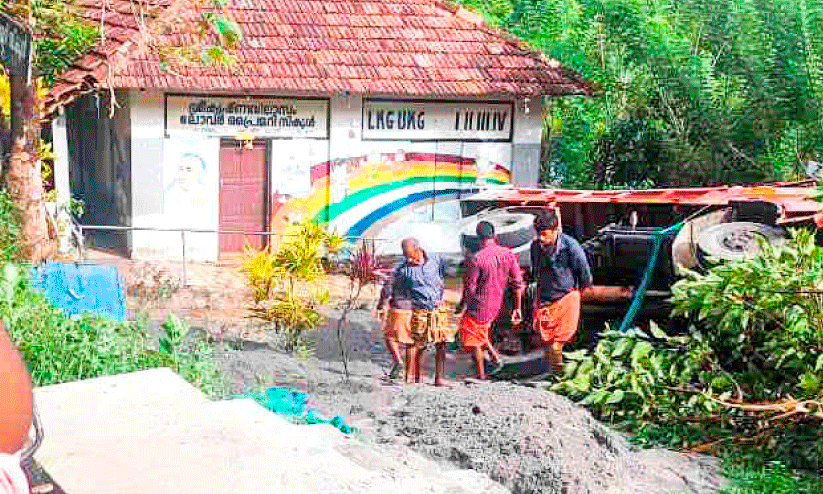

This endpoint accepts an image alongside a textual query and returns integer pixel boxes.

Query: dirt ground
[215,309,727,494]
[91,252,725,493]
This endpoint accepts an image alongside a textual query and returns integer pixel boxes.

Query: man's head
[401,237,425,265]
[476,221,495,241]
[534,209,561,247]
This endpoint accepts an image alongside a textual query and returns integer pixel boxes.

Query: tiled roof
[46,0,595,114]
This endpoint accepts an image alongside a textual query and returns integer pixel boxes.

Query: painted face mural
[176,153,205,194]
[165,151,209,219]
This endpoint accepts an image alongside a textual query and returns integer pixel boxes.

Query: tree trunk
[7,75,51,263]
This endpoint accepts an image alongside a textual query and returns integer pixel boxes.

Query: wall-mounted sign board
[0,13,30,77]
[362,99,513,142]
[165,94,329,139]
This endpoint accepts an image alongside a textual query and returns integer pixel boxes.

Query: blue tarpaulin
[235,387,354,434]
[30,263,126,321]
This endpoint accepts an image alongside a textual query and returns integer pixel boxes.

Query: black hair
[476,221,495,240]
[534,209,560,231]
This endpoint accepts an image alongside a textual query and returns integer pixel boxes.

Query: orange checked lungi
[533,290,581,344]
[459,314,492,349]
[410,307,454,347]
[384,308,414,345]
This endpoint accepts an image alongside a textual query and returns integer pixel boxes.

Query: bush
[0,263,224,396]
[553,228,823,470]
[242,219,343,348]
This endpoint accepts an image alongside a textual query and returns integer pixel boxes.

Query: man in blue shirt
[376,237,454,385]
[530,208,593,375]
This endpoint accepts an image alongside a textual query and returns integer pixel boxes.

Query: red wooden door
[219,140,267,253]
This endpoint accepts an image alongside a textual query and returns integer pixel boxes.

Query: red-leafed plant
[336,240,389,380]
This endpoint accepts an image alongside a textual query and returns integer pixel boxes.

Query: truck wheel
[461,212,535,254]
[697,222,787,263]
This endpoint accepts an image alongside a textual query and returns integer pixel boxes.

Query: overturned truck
[456,181,822,349]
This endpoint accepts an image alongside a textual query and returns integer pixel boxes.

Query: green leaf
[564,360,580,378]
[740,310,750,330]
[612,337,633,358]
[580,389,608,405]
[798,372,821,396]
[214,16,243,46]
[649,321,667,340]
[630,341,654,365]
[605,389,625,404]
[816,354,823,372]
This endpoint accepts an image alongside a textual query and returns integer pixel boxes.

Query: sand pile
[216,312,726,494]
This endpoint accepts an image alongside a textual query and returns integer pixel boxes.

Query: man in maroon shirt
[456,221,524,380]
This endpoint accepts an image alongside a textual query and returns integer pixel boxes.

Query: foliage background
[459,0,823,187]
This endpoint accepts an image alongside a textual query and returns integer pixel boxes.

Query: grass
[720,458,823,494]
[631,424,823,494]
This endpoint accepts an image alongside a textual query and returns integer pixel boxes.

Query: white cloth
[0,453,28,494]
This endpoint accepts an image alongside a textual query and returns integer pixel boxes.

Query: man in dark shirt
[376,237,453,385]
[456,221,524,380]
[530,208,593,374]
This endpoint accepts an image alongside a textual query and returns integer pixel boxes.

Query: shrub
[553,228,823,470]
[242,246,280,303]
[336,240,388,380]
[243,219,344,349]
[0,263,224,395]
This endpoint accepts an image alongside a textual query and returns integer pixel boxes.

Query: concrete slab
[33,368,508,494]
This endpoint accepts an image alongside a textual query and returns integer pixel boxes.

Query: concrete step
[33,368,508,494]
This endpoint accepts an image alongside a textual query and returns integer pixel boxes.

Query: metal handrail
[18,401,43,463]
[71,224,397,286]
[74,223,394,241]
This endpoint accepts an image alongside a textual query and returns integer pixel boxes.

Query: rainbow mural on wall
[270,152,511,244]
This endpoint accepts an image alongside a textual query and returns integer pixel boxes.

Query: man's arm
[529,240,540,281]
[0,323,33,454]
[375,271,394,310]
[509,252,526,309]
[456,256,478,314]
[571,241,594,291]
[508,253,524,319]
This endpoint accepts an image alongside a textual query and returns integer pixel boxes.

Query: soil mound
[217,316,726,494]
[368,382,723,494]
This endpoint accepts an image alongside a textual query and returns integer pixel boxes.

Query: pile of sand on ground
[219,351,725,494]
[215,312,726,494]
[366,382,725,494]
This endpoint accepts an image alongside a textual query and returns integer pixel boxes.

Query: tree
[457,0,823,187]
[0,0,241,262]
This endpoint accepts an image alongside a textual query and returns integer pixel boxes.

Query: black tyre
[697,222,787,263]
[461,212,536,255]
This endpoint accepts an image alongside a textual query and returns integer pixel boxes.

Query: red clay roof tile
[44,0,595,115]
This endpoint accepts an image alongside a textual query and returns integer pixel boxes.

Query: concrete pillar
[51,113,72,254]
[511,96,543,187]
[51,113,70,205]
[328,93,363,161]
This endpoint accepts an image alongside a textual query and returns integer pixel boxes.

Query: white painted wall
[125,91,544,261]
[130,90,222,262]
